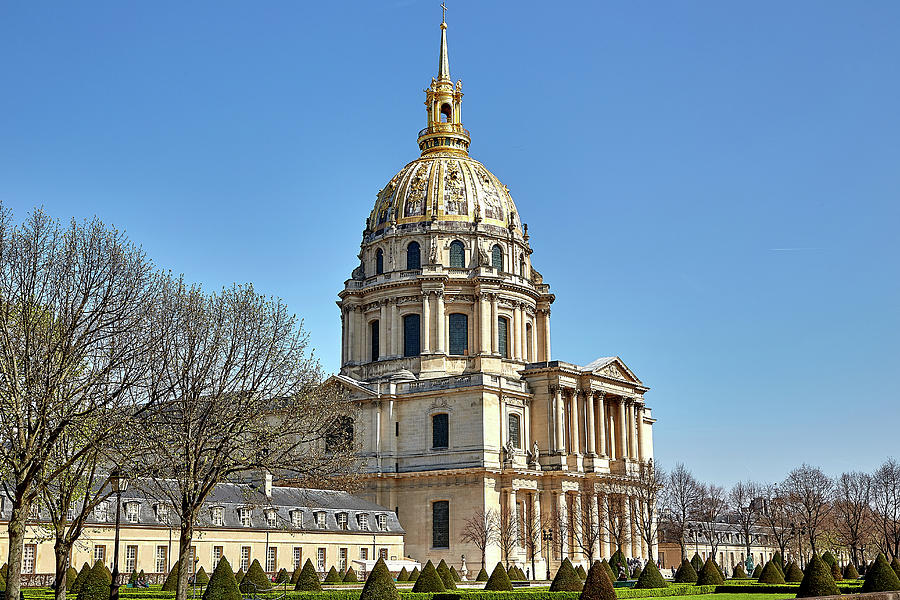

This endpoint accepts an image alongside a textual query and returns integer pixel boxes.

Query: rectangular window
[155,504,168,523]
[125,503,140,523]
[315,512,326,528]
[23,544,36,574]
[94,502,108,521]
[339,548,348,572]
[266,547,277,573]
[125,545,138,573]
[371,320,380,361]
[359,547,368,561]
[213,546,223,569]
[266,510,277,527]
[241,547,251,571]
[403,314,420,357]
[316,548,326,572]
[448,313,468,355]
[94,545,106,565]
[291,510,302,528]
[432,413,449,449]
[508,413,521,449]
[240,508,252,527]
[156,546,167,573]
[212,507,224,527]
[498,317,509,358]
[379,548,388,560]
[358,513,369,530]
[293,547,302,570]
[377,514,387,531]
[337,513,348,530]
[432,501,449,548]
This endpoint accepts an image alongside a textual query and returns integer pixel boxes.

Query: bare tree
[729,480,762,566]
[662,463,701,560]
[130,281,358,600]
[783,464,833,555]
[600,491,631,555]
[833,471,873,568]
[522,505,544,580]
[459,508,499,571]
[547,498,569,563]
[872,458,900,560]
[759,483,793,564]
[571,489,602,564]
[496,505,518,568]
[633,459,666,561]
[0,207,160,600]
[695,483,729,560]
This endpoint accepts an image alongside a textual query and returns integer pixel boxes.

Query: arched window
[448,313,468,356]
[497,316,509,358]
[508,413,521,449]
[370,320,379,361]
[449,240,465,268]
[432,500,449,548]
[440,103,452,123]
[491,244,503,270]
[375,249,384,275]
[432,414,449,449]
[406,242,421,270]
[403,314,420,357]
[525,323,533,362]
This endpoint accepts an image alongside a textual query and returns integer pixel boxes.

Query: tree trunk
[54,539,73,600]
[175,521,195,600]
[6,497,30,600]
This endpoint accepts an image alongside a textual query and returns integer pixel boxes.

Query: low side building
[0,479,405,585]
[658,520,780,575]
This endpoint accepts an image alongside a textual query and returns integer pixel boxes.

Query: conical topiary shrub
[290,564,302,585]
[601,559,615,582]
[449,565,461,582]
[71,562,92,593]
[751,564,762,579]
[822,552,837,569]
[240,559,272,593]
[831,562,842,581]
[195,567,210,585]
[475,567,489,582]
[610,551,628,580]
[234,569,244,584]
[892,557,900,578]
[634,561,668,589]
[758,560,786,584]
[773,551,784,573]
[343,567,358,583]
[674,559,698,583]
[77,560,112,600]
[696,558,725,586]
[484,562,513,591]
[862,554,900,593]
[581,560,616,600]
[506,565,517,581]
[162,562,180,592]
[785,561,804,582]
[436,560,456,589]
[323,566,342,584]
[797,554,839,598]
[732,563,748,579]
[66,566,80,590]
[396,567,409,582]
[274,568,289,584]
[631,565,641,579]
[293,559,321,592]
[690,553,703,574]
[408,567,419,582]
[550,558,583,592]
[576,564,588,580]
[843,563,859,579]
[128,570,138,586]
[202,557,240,600]
[412,561,444,593]
[359,558,399,600]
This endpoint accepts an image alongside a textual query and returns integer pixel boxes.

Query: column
[628,401,637,460]
[512,304,521,360]
[532,492,542,558]
[597,392,607,457]
[555,491,568,559]
[622,494,632,558]
[542,309,551,361]
[636,403,644,461]
[435,291,445,354]
[572,492,583,561]
[491,294,499,354]
[508,489,519,553]
[422,291,431,353]
[344,307,353,364]
[473,293,481,354]
[588,488,601,559]
[569,390,580,454]
[390,301,400,357]
[554,387,565,454]
[479,293,491,354]
[598,493,610,558]
[379,301,388,359]
[618,398,628,460]
[356,307,365,363]
[585,391,596,455]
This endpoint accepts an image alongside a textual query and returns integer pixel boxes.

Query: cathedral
[331,14,657,574]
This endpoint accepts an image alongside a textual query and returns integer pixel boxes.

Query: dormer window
[94,502,109,521]
[211,507,225,527]
[239,507,252,528]
[29,504,40,520]
[377,514,388,531]
[290,510,302,528]
[155,504,169,523]
[314,511,326,529]
[357,513,369,530]
[336,512,348,530]
[265,509,277,527]
[125,502,140,523]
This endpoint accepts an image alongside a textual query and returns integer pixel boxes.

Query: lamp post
[109,469,128,600]
[542,528,553,581]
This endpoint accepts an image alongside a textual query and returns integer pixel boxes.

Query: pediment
[323,374,378,398]
[581,356,643,385]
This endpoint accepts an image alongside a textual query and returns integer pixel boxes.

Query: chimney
[247,470,273,499]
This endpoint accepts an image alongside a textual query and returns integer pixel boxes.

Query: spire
[437,3,450,81]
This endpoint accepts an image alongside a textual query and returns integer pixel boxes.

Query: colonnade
[548,387,645,461]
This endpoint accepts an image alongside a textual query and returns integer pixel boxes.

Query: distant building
[0,477,406,584]
[658,519,780,573]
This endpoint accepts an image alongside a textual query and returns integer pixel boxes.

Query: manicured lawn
[662,596,795,600]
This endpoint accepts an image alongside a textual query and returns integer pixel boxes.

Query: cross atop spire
[437,4,450,81]
[441,2,447,24]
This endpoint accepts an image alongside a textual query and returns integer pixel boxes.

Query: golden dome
[368,150,522,235]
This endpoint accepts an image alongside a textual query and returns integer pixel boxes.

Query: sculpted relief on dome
[443,160,467,216]
[403,163,430,217]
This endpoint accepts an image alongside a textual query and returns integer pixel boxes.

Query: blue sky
[2,1,898,486]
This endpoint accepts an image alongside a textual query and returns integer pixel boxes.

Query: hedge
[294,559,322,592]
[758,561,785,585]
[797,554,838,598]
[77,560,111,600]
[689,554,702,575]
[695,558,724,586]
[161,563,179,593]
[360,559,399,600]
[632,562,667,590]
[672,560,697,584]
[344,568,358,583]
[436,561,456,590]
[195,567,210,586]
[474,568,488,583]
[843,563,859,579]
[784,561,804,583]
[71,563,92,594]
[325,567,344,584]
[581,561,615,600]
[550,559,582,592]
[411,562,444,593]
[241,560,272,593]
[396,568,409,583]
[862,554,900,593]
[202,556,240,600]
[483,564,512,592]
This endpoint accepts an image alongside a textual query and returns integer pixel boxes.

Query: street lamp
[542,528,553,581]
[109,469,128,600]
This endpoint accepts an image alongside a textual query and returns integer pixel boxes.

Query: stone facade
[330,15,658,576]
